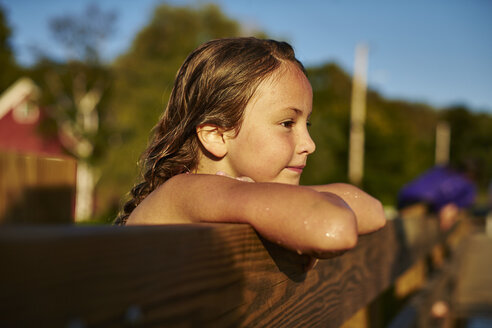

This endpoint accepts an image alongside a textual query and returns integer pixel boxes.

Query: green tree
[302,63,438,205]
[0,4,21,92]
[441,105,492,194]
[30,4,117,221]
[364,97,436,204]
[301,63,352,186]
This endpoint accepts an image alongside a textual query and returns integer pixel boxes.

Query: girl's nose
[298,129,316,155]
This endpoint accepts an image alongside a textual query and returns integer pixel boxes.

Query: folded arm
[128,174,358,258]
[308,183,387,234]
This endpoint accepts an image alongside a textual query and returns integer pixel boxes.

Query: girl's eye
[281,120,295,128]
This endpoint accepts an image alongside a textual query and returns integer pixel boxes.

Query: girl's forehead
[267,62,306,85]
[244,62,312,116]
[256,63,311,99]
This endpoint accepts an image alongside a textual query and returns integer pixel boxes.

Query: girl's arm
[307,183,386,234]
[128,174,358,258]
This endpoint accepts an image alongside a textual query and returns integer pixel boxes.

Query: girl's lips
[287,166,305,174]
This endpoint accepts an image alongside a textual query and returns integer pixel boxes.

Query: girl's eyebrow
[282,107,301,115]
[284,107,312,117]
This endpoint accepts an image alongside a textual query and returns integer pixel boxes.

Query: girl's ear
[196,124,228,158]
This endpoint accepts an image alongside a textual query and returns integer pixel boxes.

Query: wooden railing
[0,216,467,327]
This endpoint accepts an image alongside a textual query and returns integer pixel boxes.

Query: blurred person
[398,162,477,230]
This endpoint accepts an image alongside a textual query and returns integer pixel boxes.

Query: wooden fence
[0,215,470,327]
[0,151,76,224]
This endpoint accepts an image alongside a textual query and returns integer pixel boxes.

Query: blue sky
[2,0,492,112]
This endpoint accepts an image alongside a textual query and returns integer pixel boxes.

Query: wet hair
[115,37,305,225]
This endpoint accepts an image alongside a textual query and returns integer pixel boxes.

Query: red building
[0,78,75,224]
[0,77,64,156]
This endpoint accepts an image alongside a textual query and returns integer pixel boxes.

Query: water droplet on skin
[265,207,270,211]
[297,249,303,255]
[303,220,310,230]
[325,232,334,238]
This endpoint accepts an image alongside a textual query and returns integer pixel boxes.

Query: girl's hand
[215,171,255,183]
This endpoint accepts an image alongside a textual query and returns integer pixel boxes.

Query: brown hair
[115,37,305,225]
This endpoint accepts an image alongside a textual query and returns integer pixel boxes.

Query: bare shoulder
[126,174,194,225]
[126,173,250,225]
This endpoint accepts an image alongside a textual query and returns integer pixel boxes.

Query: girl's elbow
[333,212,358,250]
[363,197,387,233]
[315,206,358,253]
[373,198,387,229]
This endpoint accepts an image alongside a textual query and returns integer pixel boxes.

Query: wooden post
[435,121,450,166]
[348,44,369,186]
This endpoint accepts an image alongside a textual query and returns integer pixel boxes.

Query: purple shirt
[398,166,476,211]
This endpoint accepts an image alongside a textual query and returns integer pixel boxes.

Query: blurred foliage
[301,64,437,205]
[440,106,492,191]
[27,4,117,220]
[29,4,117,164]
[48,4,116,64]
[1,3,491,220]
[29,59,115,165]
[0,4,21,92]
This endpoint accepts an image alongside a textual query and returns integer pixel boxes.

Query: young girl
[115,37,386,258]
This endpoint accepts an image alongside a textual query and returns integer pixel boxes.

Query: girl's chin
[271,176,301,186]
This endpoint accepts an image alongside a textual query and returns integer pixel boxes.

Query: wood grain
[0,218,452,327]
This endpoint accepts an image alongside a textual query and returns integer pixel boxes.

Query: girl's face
[223,62,316,185]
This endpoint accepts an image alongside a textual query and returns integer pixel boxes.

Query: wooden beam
[0,218,450,327]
